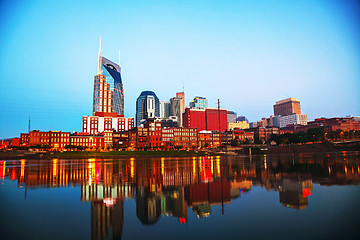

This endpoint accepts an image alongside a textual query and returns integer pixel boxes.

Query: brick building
[183,107,227,132]
[308,117,360,132]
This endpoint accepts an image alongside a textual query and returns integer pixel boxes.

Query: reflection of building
[91,200,124,240]
[279,178,314,210]
[136,188,162,225]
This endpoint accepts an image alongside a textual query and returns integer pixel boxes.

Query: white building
[82,113,134,135]
[279,114,308,128]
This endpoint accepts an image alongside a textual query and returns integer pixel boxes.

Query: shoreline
[1,142,359,160]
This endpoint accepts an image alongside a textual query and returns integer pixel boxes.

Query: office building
[136,91,160,126]
[93,38,124,115]
[170,97,182,127]
[189,96,208,109]
[160,101,171,118]
[273,98,301,116]
[279,114,308,128]
[227,111,237,123]
[236,116,249,123]
[183,107,227,132]
[228,121,249,131]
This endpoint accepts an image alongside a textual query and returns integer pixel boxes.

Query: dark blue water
[1,152,359,240]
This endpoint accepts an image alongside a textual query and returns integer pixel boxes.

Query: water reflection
[1,151,360,239]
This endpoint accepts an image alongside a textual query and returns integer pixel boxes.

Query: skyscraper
[136,91,160,126]
[273,98,301,116]
[189,96,208,109]
[176,92,185,127]
[159,101,171,118]
[170,97,182,127]
[93,37,124,115]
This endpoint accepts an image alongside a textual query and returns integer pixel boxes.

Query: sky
[0,0,359,138]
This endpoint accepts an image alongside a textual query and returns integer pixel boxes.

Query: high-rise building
[273,98,301,116]
[136,91,159,126]
[189,97,208,109]
[170,97,182,127]
[176,92,185,127]
[236,116,249,123]
[93,38,124,115]
[160,101,171,118]
[227,111,237,123]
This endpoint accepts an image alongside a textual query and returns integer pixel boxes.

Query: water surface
[1,152,359,240]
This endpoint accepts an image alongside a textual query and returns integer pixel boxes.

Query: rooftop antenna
[97,36,102,75]
[28,116,30,133]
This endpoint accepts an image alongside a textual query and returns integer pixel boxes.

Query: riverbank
[0,150,206,160]
[1,142,359,160]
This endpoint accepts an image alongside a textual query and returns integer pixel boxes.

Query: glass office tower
[93,39,124,115]
[136,91,160,126]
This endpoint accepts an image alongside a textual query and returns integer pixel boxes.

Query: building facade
[82,112,134,135]
[160,101,171,118]
[189,97,208,109]
[273,98,301,116]
[228,121,249,131]
[183,107,227,132]
[136,91,160,126]
[227,111,237,123]
[279,114,308,128]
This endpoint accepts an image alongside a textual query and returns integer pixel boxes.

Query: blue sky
[0,0,359,138]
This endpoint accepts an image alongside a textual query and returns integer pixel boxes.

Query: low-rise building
[228,121,249,131]
[279,114,308,128]
[82,112,134,135]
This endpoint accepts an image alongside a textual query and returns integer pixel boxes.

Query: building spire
[97,36,102,75]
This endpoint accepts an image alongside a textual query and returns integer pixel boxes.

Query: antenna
[28,116,31,133]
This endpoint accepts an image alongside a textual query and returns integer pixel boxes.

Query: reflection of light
[103,197,116,207]
[328,166,331,174]
[216,158,220,176]
[53,159,58,178]
[264,155,267,170]
[1,161,6,178]
[130,158,135,178]
[88,162,95,185]
[161,158,164,176]
[193,159,196,175]
[179,217,186,224]
[344,165,347,175]
[302,188,311,198]
[20,159,25,178]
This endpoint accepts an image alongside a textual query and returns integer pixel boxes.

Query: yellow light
[344,165,347,175]
[130,158,135,178]
[161,158,165,176]
[20,159,25,178]
[1,161,6,178]
[328,166,331,174]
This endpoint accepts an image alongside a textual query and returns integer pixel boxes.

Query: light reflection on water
[0,152,360,240]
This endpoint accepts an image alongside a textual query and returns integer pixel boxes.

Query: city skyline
[1,0,360,138]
